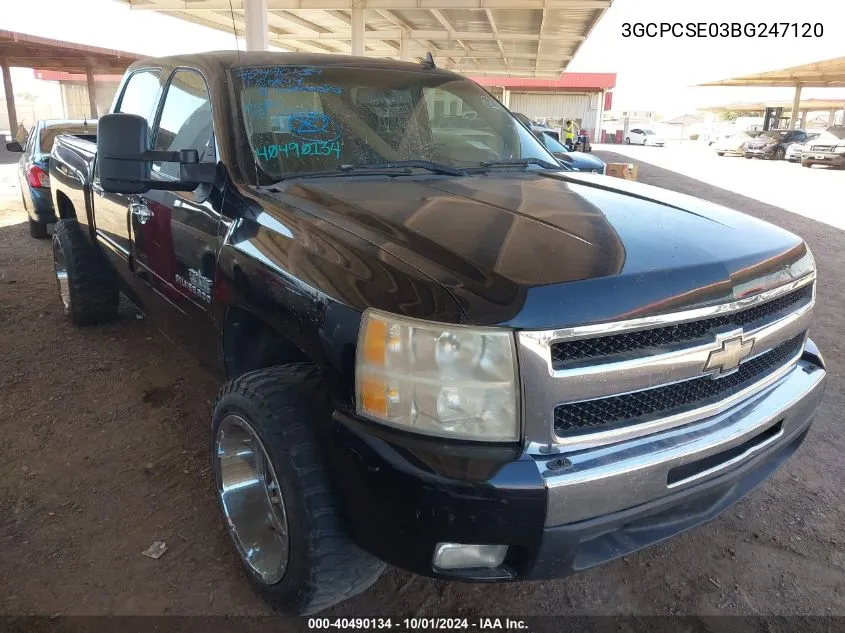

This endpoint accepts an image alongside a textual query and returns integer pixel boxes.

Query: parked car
[5,119,96,238]
[625,128,664,146]
[511,115,604,173]
[800,126,845,169]
[535,129,606,173]
[785,133,820,162]
[743,129,808,160]
[714,131,762,156]
[50,52,826,615]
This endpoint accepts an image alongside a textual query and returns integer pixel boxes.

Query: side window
[631,128,642,135]
[117,69,162,128]
[152,69,215,180]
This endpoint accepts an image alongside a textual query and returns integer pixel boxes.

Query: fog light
[433,543,508,570]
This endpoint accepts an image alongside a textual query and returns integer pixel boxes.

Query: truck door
[129,68,222,369]
[92,69,162,280]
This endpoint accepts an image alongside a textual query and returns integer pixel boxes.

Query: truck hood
[269,171,812,329]
[554,151,607,173]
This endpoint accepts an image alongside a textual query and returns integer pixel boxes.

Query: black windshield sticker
[235,66,342,93]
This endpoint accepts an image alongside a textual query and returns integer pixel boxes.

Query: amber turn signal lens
[360,376,387,417]
[362,318,387,367]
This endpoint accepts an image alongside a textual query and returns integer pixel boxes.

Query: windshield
[39,125,96,154]
[760,131,785,141]
[233,65,556,182]
[642,129,655,135]
[540,132,568,153]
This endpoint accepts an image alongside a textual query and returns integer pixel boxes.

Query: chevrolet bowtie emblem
[704,332,755,378]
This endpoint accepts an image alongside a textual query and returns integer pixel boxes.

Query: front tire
[52,219,118,326]
[29,218,48,239]
[716,152,725,156]
[774,147,786,160]
[211,364,385,615]
[801,160,812,168]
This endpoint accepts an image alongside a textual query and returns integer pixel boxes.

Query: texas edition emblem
[704,332,755,378]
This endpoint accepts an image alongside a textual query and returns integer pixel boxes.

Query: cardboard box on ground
[606,163,638,180]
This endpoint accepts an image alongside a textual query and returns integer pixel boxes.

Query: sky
[567,0,845,113]
[3,0,845,115]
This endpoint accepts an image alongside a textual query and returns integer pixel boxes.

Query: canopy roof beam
[127,0,611,10]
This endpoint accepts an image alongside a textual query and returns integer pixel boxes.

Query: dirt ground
[0,155,844,620]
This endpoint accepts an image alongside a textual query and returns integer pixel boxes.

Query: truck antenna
[229,0,262,188]
[228,0,241,54]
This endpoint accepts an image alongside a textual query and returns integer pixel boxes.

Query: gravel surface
[0,154,843,618]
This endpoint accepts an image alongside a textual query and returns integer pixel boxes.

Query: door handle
[130,202,153,225]
[91,182,104,197]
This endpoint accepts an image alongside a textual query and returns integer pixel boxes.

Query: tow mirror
[97,113,216,194]
[5,141,23,153]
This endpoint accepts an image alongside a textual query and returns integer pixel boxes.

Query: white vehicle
[785,133,820,162]
[714,131,762,157]
[625,128,664,146]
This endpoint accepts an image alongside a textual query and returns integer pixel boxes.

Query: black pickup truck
[49,52,826,615]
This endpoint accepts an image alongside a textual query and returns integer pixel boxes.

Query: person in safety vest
[564,120,576,149]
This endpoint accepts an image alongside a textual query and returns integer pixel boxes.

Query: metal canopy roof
[120,0,612,77]
[699,56,845,88]
[0,29,142,74]
[699,98,845,113]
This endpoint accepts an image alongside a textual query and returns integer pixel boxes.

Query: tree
[720,110,762,121]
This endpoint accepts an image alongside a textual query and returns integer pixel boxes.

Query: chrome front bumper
[535,352,826,526]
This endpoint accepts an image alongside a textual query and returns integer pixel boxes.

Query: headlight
[356,309,519,441]
[834,145,845,154]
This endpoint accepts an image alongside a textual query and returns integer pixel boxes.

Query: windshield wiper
[476,158,562,171]
[269,160,466,184]
[271,166,414,183]
[340,160,467,176]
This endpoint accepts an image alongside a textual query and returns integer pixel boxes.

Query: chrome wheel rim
[52,237,70,311]
[214,414,289,585]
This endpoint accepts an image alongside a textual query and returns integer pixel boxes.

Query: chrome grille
[551,284,811,367]
[554,334,805,434]
[516,275,816,451]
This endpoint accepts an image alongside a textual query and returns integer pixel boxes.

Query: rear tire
[52,219,118,326]
[211,364,386,615]
[29,218,48,239]
[624,137,631,144]
[774,147,786,160]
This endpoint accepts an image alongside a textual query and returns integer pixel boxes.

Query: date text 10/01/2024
[307,618,529,630]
